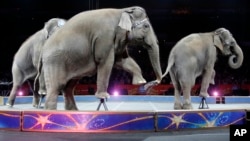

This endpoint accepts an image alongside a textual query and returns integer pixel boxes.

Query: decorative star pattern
[157,110,246,130]
[22,111,156,132]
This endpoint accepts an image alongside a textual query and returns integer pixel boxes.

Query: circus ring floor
[0,95,249,133]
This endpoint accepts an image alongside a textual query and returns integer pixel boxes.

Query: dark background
[0,0,249,84]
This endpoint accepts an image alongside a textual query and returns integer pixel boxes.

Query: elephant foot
[95,92,110,99]
[65,105,78,111]
[33,104,38,108]
[6,103,13,107]
[174,102,182,110]
[199,92,210,98]
[38,90,47,95]
[33,103,42,108]
[182,103,193,110]
[132,76,146,85]
[32,97,40,108]
[6,99,14,107]
[44,104,57,110]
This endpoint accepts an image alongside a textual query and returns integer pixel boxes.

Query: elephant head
[213,28,243,69]
[44,18,66,38]
[118,6,162,83]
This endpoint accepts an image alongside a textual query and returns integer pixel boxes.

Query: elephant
[37,6,162,110]
[162,28,243,110]
[6,18,66,107]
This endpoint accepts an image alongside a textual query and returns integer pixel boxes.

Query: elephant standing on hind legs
[7,18,66,107]
[162,28,243,110]
[38,6,162,110]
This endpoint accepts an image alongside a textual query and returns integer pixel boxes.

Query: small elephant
[7,18,66,107]
[38,6,162,110]
[162,28,243,110]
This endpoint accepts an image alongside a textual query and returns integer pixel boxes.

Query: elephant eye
[143,23,149,29]
[231,41,236,46]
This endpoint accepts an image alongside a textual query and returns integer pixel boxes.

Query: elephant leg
[95,47,115,99]
[114,57,146,84]
[7,65,23,107]
[209,69,215,85]
[170,71,182,110]
[27,80,40,107]
[45,88,59,110]
[200,69,214,98]
[63,79,78,110]
[7,84,20,107]
[181,82,193,109]
[44,66,66,110]
[173,87,182,110]
[34,70,47,108]
[38,69,47,95]
[180,72,195,110]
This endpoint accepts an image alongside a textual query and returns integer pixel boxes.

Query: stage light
[213,91,219,97]
[18,91,23,96]
[113,91,119,96]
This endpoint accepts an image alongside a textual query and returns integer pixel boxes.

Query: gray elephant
[7,18,66,107]
[162,28,243,110]
[37,6,162,110]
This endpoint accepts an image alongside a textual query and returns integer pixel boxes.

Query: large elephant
[38,6,162,110]
[162,28,243,110]
[7,18,66,107]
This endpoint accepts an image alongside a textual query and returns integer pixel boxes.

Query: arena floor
[1,101,250,111]
[1,95,250,111]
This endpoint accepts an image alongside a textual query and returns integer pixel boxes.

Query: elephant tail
[33,53,43,93]
[162,56,174,78]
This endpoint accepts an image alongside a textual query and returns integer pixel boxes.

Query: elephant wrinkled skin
[38,6,162,110]
[162,28,243,110]
[7,18,66,107]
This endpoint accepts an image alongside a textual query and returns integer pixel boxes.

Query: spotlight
[113,91,119,96]
[212,91,219,97]
[18,91,23,96]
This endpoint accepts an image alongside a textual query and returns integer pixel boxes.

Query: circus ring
[0,95,249,133]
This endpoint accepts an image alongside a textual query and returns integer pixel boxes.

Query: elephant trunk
[228,43,243,69]
[143,26,162,83]
[147,44,162,83]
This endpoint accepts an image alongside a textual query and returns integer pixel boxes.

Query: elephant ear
[44,21,53,39]
[118,12,132,31]
[213,34,223,52]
